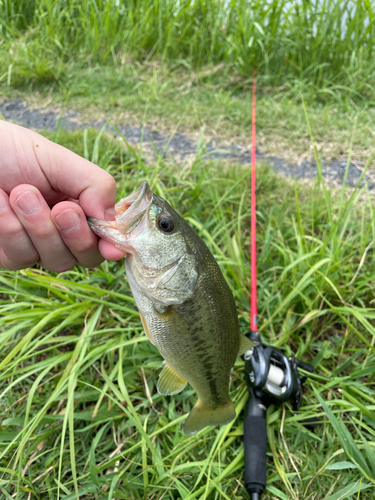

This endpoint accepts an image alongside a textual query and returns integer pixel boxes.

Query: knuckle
[1,254,39,271]
[80,256,104,269]
[31,226,53,240]
[70,238,97,254]
[23,255,40,267]
[0,220,23,239]
[101,173,116,194]
[44,259,77,273]
[0,228,40,269]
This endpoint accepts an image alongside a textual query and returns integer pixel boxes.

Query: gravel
[1,99,372,190]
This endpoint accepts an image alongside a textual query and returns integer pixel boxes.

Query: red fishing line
[250,68,257,332]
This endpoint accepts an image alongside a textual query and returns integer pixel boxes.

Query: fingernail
[0,191,8,212]
[55,209,81,233]
[16,191,41,214]
[105,208,116,221]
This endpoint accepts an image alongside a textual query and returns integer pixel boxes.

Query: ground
[1,82,375,191]
[1,64,375,500]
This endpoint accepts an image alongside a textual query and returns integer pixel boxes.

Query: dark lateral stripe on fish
[186,324,223,405]
[204,360,222,406]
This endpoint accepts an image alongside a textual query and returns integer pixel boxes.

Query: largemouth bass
[88,182,255,435]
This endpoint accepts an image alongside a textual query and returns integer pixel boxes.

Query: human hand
[0,121,126,271]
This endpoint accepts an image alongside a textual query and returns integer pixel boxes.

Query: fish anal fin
[184,399,236,436]
[238,334,257,356]
[157,362,187,396]
[139,311,155,345]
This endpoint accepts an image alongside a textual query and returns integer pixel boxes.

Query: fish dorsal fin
[157,362,187,396]
[139,311,155,345]
[238,334,257,356]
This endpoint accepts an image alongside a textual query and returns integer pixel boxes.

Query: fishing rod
[243,70,314,500]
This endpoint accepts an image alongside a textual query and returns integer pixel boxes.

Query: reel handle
[243,389,267,499]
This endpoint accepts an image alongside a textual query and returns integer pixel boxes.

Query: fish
[88,182,255,435]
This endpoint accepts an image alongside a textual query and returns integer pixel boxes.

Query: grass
[1,1,375,168]
[1,0,375,103]
[2,64,375,172]
[1,1,375,497]
[1,126,375,499]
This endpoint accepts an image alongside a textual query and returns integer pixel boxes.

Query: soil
[1,99,373,190]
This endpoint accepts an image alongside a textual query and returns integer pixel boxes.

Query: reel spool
[243,333,314,499]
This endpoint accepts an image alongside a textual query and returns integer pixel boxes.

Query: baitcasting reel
[243,331,314,500]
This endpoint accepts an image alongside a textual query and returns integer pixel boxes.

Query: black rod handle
[244,390,267,497]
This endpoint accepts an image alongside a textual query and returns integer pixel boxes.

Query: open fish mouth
[87,182,153,237]
[114,182,153,234]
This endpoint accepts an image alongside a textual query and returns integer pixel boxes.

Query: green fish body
[88,182,254,435]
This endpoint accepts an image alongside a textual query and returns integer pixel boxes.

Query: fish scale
[88,182,255,434]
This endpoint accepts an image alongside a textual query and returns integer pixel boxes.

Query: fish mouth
[88,181,153,237]
[114,182,153,234]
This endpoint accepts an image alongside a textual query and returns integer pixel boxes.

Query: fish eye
[157,215,175,233]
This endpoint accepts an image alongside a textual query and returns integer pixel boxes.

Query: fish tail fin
[184,399,236,436]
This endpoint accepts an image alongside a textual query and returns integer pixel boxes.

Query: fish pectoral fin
[157,362,187,396]
[184,399,236,436]
[147,254,198,305]
[238,334,257,356]
[139,311,155,345]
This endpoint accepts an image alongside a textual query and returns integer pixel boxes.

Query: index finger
[40,138,117,219]
[6,122,118,220]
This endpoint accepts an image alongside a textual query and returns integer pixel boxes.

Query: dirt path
[1,99,372,190]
